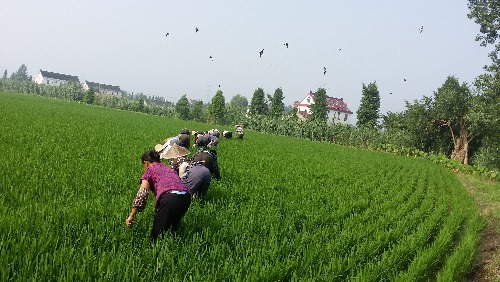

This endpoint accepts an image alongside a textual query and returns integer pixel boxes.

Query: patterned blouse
[170,156,189,174]
[131,163,189,211]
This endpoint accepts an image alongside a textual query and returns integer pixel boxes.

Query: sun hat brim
[163,143,190,159]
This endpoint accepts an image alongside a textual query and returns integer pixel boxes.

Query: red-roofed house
[293,90,353,124]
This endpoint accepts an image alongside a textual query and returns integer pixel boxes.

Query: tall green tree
[191,100,205,122]
[175,94,191,120]
[386,96,449,153]
[135,98,145,112]
[207,90,226,124]
[10,64,31,81]
[2,69,7,79]
[83,88,96,105]
[309,88,328,121]
[249,87,266,116]
[467,0,500,73]
[467,0,500,168]
[470,74,500,168]
[433,76,478,164]
[356,82,380,128]
[230,94,249,108]
[269,87,285,118]
[225,105,247,125]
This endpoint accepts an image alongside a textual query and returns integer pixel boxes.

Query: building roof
[85,81,121,92]
[39,70,79,82]
[294,90,353,114]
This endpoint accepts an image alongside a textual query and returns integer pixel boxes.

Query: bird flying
[259,49,264,57]
[284,43,289,48]
[323,67,327,75]
[166,33,170,37]
[195,27,199,33]
[419,26,423,33]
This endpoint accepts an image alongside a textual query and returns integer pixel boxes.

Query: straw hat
[163,143,190,159]
[155,143,168,153]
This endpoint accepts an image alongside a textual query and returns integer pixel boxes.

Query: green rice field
[0,92,483,281]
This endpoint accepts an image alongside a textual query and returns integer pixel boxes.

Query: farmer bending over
[156,137,182,159]
[178,128,191,149]
[126,150,191,241]
[206,133,219,147]
[222,130,232,139]
[235,125,244,139]
[192,136,221,180]
[164,143,191,177]
[164,144,212,197]
[208,129,220,138]
[181,161,212,198]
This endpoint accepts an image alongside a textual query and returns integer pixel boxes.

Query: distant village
[35,70,122,96]
[34,69,353,124]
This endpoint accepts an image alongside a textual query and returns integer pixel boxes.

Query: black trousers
[151,192,191,240]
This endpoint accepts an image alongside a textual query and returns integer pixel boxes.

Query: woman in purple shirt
[126,151,191,240]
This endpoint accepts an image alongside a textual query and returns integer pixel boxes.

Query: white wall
[35,73,44,84]
[327,110,351,125]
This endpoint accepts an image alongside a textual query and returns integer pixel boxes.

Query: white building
[82,81,122,96]
[35,70,79,86]
[293,91,353,124]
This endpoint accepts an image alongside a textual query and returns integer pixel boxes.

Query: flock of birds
[165,25,424,93]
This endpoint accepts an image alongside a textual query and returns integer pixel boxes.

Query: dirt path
[457,174,500,282]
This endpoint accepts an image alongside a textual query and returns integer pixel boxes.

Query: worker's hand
[125,215,134,227]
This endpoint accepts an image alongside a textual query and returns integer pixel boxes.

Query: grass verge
[459,174,500,282]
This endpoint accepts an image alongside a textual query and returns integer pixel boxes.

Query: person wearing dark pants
[151,192,191,239]
[126,150,191,241]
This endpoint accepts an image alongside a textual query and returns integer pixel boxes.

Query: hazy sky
[0,0,492,117]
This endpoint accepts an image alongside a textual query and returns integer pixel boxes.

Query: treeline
[1,77,498,179]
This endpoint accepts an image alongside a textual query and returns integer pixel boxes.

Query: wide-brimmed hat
[155,142,168,153]
[163,143,190,159]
